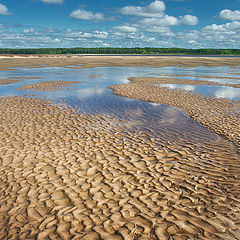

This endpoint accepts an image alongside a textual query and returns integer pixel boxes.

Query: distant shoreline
[1,47,240,56]
[1,53,240,58]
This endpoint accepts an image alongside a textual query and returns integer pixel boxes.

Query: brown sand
[8,77,44,80]
[128,77,240,88]
[88,74,104,79]
[110,81,240,151]
[1,55,240,70]
[0,79,19,85]
[17,80,82,91]
[0,77,44,85]
[0,96,240,239]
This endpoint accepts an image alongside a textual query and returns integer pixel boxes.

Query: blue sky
[1,0,240,48]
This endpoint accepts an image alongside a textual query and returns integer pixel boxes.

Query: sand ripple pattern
[17,80,81,91]
[0,97,240,240]
[110,81,240,151]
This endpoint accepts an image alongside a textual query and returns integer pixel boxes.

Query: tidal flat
[0,55,240,240]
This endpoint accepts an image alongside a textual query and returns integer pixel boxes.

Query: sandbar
[17,80,82,91]
[1,55,240,70]
[0,79,19,85]
[128,77,240,88]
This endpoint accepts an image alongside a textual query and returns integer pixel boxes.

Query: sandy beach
[1,55,240,70]
[0,55,240,239]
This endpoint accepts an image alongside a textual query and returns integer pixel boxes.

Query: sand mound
[0,79,19,85]
[0,96,240,239]
[17,80,82,91]
[128,77,240,88]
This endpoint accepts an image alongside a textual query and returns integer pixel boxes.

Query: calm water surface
[0,65,239,145]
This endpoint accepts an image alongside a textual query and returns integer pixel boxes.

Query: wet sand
[0,96,240,239]
[1,55,240,70]
[17,81,82,91]
[8,77,44,80]
[128,77,240,88]
[110,80,240,151]
[0,77,44,86]
[0,79,19,85]
[1,56,240,239]
[88,74,104,79]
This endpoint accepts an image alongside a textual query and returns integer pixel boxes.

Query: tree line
[0,47,240,55]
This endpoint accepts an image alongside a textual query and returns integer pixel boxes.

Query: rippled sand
[110,80,240,151]
[17,80,82,91]
[0,96,240,239]
[128,77,240,88]
[1,56,240,239]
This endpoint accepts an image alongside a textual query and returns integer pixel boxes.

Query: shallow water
[157,83,240,100]
[0,65,239,145]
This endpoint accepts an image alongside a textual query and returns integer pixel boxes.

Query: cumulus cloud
[116,1,198,35]
[23,28,35,33]
[140,15,179,26]
[114,15,178,35]
[219,9,240,21]
[203,21,240,32]
[180,15,198,26]
[65,30,108,40]
[40,0,63,4]
[0,3,11,15]
[70,9,104,21]
[120,0,165,18]
[114,25,137,33]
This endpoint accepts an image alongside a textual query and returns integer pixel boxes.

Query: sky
[0,0,240,49]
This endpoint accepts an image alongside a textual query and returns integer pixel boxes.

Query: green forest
[0,47,240,55]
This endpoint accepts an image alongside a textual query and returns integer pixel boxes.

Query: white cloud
[140,15,179,26]
[66,30,108,39]
[23,28,35,33]
[117,1,198,36]
[0,3,11,15]
[40,0,63,4]
[0,23,4,28]
[203,21,240,32]
[219,9,240,21]
[180,15,198,26]
[70,9,104,21]
[120,0,165,18]
[114,25,138,33]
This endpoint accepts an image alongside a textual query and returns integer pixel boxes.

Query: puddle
[0,65,240,145]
